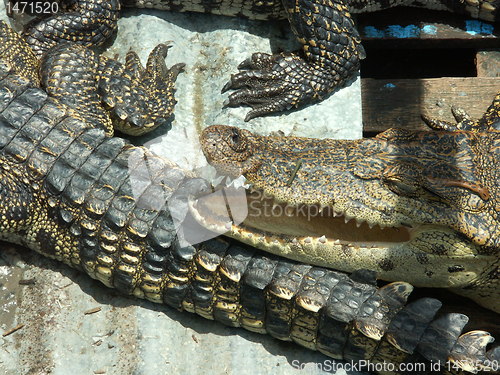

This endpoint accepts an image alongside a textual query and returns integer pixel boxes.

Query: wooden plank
[361,77,500,135]
[476,50,500,77]
[357,8,498,48]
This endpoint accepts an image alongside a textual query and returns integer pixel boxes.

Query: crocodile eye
[224,127,249,153]
[230,129,240,145]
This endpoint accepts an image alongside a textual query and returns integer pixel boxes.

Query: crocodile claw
[422,94,500,132]
[222,52,336,122]
[237,56,254,69]
[451,106,472,123]
[100,43,185,136]
[422,108,476,131]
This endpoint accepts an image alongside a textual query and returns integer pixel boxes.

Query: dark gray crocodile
[15,0,500,121]
[0,21,499,374]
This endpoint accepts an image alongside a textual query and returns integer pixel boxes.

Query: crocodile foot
[222,51,352,122]
[39,38,185,136]
[99,44,186,136]
[422,107,478,131]
[422,92,500,132]
[22,0,121,58]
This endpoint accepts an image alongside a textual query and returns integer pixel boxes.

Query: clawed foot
[422,93,500,132]
[422,106,476,131]
[99,43,185,136]
[222,52,339,121]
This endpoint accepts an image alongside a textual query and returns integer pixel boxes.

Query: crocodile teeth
[356,221,362,228]
[304,237,312,244]
[334,239,341,245]
[344,214,356,223]
[292,238,298,245]
[318,235,326,244]
[224,222,232,231]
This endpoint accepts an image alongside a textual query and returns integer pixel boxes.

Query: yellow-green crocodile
[200,98,500,314]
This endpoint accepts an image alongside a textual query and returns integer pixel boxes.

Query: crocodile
[14,0,500,121]
[199,99,500,314]
[0,22,499,374]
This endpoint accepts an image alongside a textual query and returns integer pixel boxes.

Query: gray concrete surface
[0,3,365,375]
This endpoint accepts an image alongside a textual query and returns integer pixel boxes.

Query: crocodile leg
[223,0,365,121]
[1,9,184,137]
[39,40,185,135]
[21,0,121,58]
[422,93,500,132]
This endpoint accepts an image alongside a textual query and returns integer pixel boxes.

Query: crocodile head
[199,125,500,312]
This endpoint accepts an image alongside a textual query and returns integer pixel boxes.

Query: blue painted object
[422,25,438,35]
[364,26,385,38]
[386,24,421,38]
[364,24,422,38]
[465,20,495,35]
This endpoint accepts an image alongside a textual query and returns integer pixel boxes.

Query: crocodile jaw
[227,220,499,313]
[200,125,500,247]
[188,185,494,293]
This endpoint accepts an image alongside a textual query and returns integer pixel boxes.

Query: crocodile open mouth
[241,190,412,244]
[189,184,412,247]
[186,176,493,297]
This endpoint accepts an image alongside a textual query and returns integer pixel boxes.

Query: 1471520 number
[7,1,59,15]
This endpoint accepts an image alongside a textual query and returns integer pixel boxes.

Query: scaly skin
[41,41,185,135]
[16,0,499,120]
[0,22,499,374]
[1,16,184,136]
[199,99,500,313]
